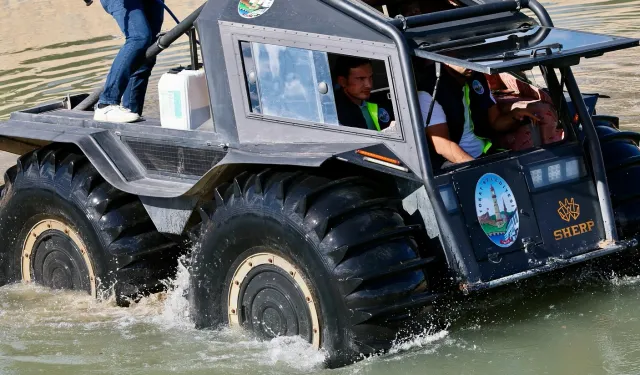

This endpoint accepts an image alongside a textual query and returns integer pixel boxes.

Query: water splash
[257,336,327,371]
[389,327,449,355]
[610,271,640,286]
[151,255,194,329]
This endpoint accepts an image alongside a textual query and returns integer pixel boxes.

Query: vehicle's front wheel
[190,170,437,367]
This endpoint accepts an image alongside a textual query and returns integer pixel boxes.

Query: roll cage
[320,0,639,287]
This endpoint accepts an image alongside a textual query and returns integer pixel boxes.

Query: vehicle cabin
[191,0,631,180]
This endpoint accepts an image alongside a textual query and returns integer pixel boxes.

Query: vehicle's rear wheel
[22,219,98,296]
[0,145,179,303]
[190,170,438,367]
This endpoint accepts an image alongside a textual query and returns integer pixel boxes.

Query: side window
[240,41,338,124]
[240,41,399,135]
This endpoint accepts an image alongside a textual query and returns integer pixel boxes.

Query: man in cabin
[92,0,165,123]
[334,56,393,132]
[427,64,540,166]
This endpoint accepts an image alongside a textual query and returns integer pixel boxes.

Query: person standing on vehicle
[92,0,165,123]
[334,56,393,132]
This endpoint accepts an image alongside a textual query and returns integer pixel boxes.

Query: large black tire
[0,145,179,303]
[189,170,438,367]
[596,125,640,238]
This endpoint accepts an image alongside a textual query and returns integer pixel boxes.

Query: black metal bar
[145,3,205,59]
[563,68,618,241]
[425,62,441,126]
[320,0,478,282]
[420,26,533,52]
[74,2,206,111]
[389,1,521,30]
[189,27,199,70]
[526,0,555,27]
[414,48,493,74]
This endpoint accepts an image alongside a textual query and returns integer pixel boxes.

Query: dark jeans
[98,0,164,115]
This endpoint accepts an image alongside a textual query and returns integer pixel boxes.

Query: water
[1,1,640,374]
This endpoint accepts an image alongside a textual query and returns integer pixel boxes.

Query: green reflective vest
[363,102,381,132]
[463,84,492,154]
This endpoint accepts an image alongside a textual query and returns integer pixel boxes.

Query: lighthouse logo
[475,173,519,248]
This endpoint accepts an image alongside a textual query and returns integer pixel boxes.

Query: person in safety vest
[422,63,540,167]
[417,90,475,165]
[334,56,393,132]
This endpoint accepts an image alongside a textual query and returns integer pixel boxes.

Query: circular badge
[475,173,519,248]
[378,108,390,124]
[472,80,485,95]
[238,0,274,19]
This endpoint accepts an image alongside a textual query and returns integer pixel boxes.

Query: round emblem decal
[238,0,274,19]
[472,80,485,95]
[378,108,390,123]
[475,173,519,248]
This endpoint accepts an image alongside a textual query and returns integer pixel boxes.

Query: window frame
[231,32,406,141]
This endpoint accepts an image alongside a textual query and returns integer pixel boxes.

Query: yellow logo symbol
[558,198,580,222]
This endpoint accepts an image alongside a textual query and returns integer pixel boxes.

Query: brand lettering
[553,220,595,240]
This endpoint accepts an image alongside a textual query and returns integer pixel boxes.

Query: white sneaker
[93,105,140,123]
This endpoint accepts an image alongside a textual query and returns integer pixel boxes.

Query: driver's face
[342,64,374,101]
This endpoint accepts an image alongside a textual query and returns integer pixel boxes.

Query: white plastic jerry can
[158,68,211,130]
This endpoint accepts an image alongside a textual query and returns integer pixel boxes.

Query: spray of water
[151,255,194,328]
[610,271,640,286]
[131,253,328,371]
[389,326,449,355]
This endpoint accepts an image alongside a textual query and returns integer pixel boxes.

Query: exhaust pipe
[74,2,206,111]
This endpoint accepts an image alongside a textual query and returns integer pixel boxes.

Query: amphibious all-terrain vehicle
[1,0,640,367]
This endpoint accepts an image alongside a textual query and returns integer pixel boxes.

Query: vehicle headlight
[528,157,586,189]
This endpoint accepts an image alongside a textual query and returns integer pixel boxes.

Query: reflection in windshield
[252,43,338,124]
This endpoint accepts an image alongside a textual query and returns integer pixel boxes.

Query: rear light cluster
[528,157,586,189]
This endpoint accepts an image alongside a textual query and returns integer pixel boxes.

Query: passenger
[418,91,476,164]
[421,63,540,166]
[486,73,564,150]
[334,56,393,132]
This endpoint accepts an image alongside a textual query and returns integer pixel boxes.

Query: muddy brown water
[1,1,640,374]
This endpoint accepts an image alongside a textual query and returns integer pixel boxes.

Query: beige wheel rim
[22,219,97,298]
[227,252,321,349]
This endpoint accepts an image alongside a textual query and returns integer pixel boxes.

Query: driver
[334,56,393,131]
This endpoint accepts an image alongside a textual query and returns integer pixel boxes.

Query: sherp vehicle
[1,0,640,367]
